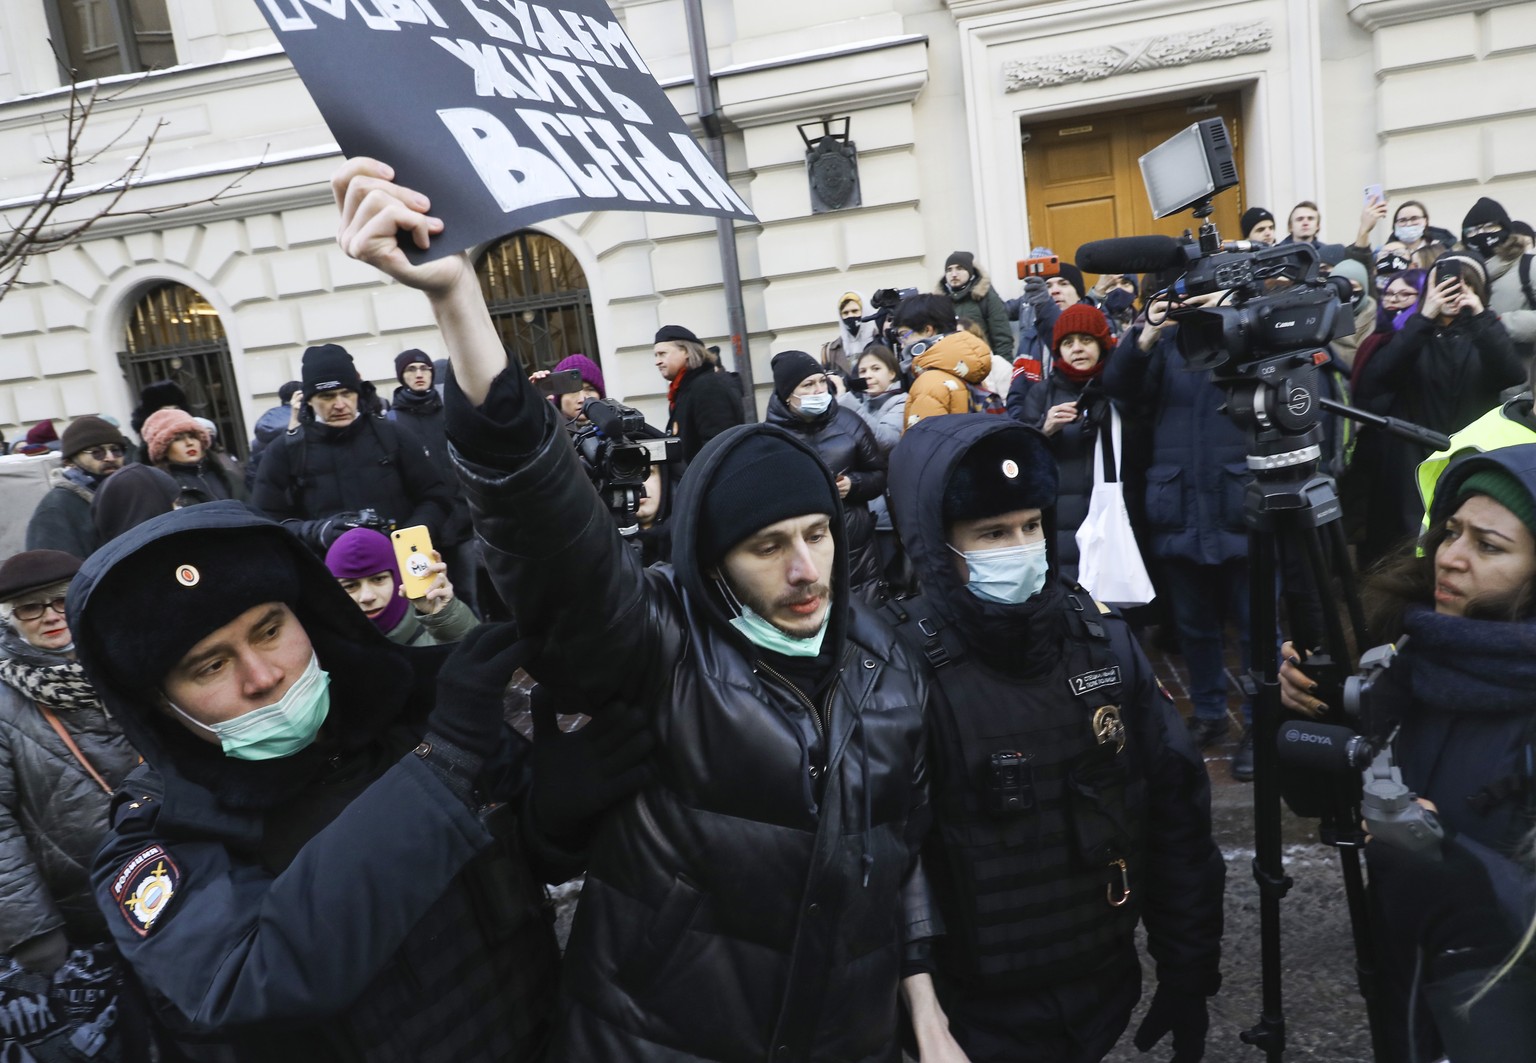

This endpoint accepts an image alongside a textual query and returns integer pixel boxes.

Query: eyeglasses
[897,328,916,345]
[12,597,67,622]
[84,445,124,461]
[1395,214,1426,224]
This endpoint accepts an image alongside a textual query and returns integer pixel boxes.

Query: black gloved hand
[1023,275,1052,309]
[529,684,655,840]
[1134,977,1210,1063]
[430,623,525,756]
[1366,839,1516,980]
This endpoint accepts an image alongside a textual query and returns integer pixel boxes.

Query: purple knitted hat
[553,354,605,399]
[324,528,406,632]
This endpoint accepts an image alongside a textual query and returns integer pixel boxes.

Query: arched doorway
[118,282,248,459]
[475,230,600,376]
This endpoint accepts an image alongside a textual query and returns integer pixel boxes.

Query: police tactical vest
[887,589,1146,988]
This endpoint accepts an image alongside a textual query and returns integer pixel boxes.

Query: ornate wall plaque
[1003,21,1273,92]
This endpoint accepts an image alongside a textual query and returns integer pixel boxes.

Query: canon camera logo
[1284,727,1333,746]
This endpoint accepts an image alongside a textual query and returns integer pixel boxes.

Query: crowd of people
[0,161,1529,1063]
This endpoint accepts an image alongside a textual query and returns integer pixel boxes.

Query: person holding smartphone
[1354,252,1524,558]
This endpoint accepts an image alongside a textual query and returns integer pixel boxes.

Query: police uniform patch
[1069,666,1121,697]
[112,844,181,937]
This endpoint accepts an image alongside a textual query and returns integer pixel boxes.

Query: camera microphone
[1275,722,1375,772]
[1074,235,1186,276]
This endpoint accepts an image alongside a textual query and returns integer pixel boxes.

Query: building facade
[0,0,1532,448]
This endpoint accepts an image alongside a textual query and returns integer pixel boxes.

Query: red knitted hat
[141,408,210,464]
[1052,303,1113,354]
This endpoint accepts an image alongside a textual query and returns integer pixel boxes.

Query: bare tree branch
[0,65,262,304]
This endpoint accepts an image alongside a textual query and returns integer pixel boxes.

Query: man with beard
[26,416,129,558]
[884,415,1225,1062]
[331,156,938,1063]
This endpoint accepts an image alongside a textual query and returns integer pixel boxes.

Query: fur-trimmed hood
[935,266,993,302]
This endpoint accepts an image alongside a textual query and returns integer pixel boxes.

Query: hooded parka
[73,503,561,1062]
[936,267,1013,359]
[885,415,1225,1053]
[765,394,888,594]
[443,367,933,1063]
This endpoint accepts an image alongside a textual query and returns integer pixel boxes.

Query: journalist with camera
[1281,446,1536,1061]
[252,343,455,554]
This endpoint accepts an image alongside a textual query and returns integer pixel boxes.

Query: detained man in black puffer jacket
[766,350,888,597]
[252,344,454,555]
[333,156,939,1063]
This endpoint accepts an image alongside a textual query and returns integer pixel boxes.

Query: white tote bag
[1074,407,1156,606]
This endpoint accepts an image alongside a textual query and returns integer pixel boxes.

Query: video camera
[572,398,681,536]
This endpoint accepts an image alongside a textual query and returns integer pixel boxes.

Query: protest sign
[257,0,756,261]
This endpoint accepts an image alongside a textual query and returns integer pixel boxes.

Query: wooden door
[1023,94,1247,279]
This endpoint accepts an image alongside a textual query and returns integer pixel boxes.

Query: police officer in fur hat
[885,415,1225,1062]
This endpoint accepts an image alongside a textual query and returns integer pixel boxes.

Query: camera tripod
[1209,350,1450,1063]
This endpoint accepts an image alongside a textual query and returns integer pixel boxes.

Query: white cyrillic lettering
[433,37,538,100]
[494,0,537,47]
[627,126,715,208]
[261,0,316,30]
[515,110,616,199]
[672,132,751,214]
[500,50,575,107]
[585,17,650,74]
[560,10,610,66]
[540,58,602,111]
[588,118,665,202]
[585,66,648,123]
[374,0,446,27]
[458,0,520,44]
[347,0,401,29]
[531,5,594,61]
[562,113,651,202]
[437,107,578,212]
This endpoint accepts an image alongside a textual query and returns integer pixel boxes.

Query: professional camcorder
[572,398,680,536]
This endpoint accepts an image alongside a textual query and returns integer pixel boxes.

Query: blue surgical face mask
[797,392,833,417]
[1393,224,1425,244]
[718,579,830,657]
[950,540,1049,605]
[1103,288,1135,315]
[169,652,331,761]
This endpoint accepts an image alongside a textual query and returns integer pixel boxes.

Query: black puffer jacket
[0,629,139,952]
[389,386,472,546]
[250,414,453,543]
[445,369,932,1063]
[766,395,887,593]
[163,459,242,503]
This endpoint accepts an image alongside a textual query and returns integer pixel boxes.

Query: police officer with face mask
[885,416,1226,1063]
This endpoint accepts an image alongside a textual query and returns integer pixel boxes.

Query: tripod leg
[1242,523,1291,1061]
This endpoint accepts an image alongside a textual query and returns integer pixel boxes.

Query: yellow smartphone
[390,525,437,600]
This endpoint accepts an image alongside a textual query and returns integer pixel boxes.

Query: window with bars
[119,283,248,459]
[44,0,177,83]
[475,231,600,376]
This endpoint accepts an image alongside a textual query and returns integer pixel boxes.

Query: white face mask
[949,540,1049,605]
[1394,224,1425,244]
[797,392,833,417]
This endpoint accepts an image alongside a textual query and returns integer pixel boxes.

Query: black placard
[257,0,755,261]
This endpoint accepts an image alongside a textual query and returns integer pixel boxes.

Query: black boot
[1231,726,1254,781]
[1186,715,1229,749]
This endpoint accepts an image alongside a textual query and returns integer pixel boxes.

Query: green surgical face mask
[169,652,331,761]
[719,578,830,657]
[729,604,830,658]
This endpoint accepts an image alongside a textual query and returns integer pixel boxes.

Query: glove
[1134,977,1210,1062]
[421,623,528,803]
[529,684,655,840]
[1023,275,1052,309]
[1366,839,1516,980]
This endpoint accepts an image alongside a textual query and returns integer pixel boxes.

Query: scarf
[1053,358,1105,385]
[0,625,103,713]
[667,367,688,408]
[1396,606,1536,717]
[391,385,443,416]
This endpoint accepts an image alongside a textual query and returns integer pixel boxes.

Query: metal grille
[118,283,248,460]
[475,231,600,376]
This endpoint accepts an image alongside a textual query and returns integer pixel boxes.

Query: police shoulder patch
[111,844,182,937]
